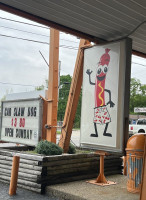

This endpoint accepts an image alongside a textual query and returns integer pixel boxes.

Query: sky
[0,10,145,100]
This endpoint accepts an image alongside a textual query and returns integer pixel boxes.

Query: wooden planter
[0,149,123,194]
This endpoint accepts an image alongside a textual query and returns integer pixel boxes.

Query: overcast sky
[0,10,145,100]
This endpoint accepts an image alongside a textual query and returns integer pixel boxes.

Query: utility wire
[132,62,146,67]
[0,16,71,36]
[0,16,145,45]
[0,81,37,87]
[0,33,78,50]
[0,16,49,29]
[0,25,49,38]
[39,50,49,68]
[0,33,49,45]
[0,25,79,43]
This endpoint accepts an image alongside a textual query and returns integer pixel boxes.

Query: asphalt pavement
[0,181,58,200]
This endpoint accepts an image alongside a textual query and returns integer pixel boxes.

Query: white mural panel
[80,39,132,153]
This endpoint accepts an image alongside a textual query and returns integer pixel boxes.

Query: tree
[35,85,45,91]
[130,78,146,114]
[58,75,72,121]
[57,75,82,128]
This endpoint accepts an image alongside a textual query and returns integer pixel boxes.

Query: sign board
[0,98,43,146]
[134,107,146,113]
[80,38,132,153]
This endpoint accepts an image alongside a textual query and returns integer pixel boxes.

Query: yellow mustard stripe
[98,82,104,106]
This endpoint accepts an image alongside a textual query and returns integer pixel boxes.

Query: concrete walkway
[46,175,139,200]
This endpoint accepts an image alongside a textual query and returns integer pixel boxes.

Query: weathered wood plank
[47,165,97,175]
[0,179,41,193]
[46,161,98,171]
[45,158,122,170]
[0,162,42,172]
[0,174,41,188]
[18,178,41,188]
[0,154,41,166]
[0,155,12,161]
[0,168,40,179]
[17,184,41,193]
[42,157,122,167]
[43,153,98,162]
[0,149,44,161]
[42,157,99,166]
[20,158,41,166]
[19,163,42,171]
[39,169,122,184]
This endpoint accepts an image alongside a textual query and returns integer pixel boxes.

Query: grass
[25,150,39,155]
[57,130,61,134]
[75,148,94,154]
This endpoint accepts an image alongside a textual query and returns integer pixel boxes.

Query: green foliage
[130,78,146,114]
[58,75,82,128]
[35,85,44,91]
[35,140,63,155]
[67,143,76,154]
[58,75,72,122]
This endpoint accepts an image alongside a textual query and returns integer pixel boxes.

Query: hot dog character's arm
[104,89,115,107]
[86,69,95,85]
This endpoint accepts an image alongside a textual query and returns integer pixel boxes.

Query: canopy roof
[0,0,145,56]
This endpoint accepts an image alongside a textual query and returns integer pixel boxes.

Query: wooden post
[87,151,116,186]
[59,39,90,152]
[123,156,127,175]
[46,28,59,143]
[96,154,107,183]
[9,156,20,195]
[140,135,146,200]
[41,98,48,140]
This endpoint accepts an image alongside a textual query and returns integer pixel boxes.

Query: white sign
[0,98,43,146]
[134,107,146,113]
[80,39,132,153]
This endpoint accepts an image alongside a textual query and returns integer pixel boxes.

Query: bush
[35,140,63,156]
[68,143,76,154]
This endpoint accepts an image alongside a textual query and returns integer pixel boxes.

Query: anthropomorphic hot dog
[86,48,115,137]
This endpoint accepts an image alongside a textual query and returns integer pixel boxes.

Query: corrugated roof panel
[116,0,146,17]
[0,0,145,54]
[63,0,136,29]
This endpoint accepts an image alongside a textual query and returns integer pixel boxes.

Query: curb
[46,187,86,200]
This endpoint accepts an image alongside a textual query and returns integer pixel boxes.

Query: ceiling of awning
[0,0,146,55]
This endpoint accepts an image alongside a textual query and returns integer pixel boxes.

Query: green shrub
[68,143,76,154]
[35,140,63,156]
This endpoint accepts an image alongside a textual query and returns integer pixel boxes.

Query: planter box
[0,148,123,194]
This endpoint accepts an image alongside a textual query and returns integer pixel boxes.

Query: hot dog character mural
[86,48,115,137]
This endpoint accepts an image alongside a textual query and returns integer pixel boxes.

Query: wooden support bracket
[45,124,62,129]
[39,95,53,102]
[59,39,91,152]
[87,151,116,186]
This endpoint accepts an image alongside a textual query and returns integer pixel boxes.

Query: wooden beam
[46,28,59,143]
[140,135,146,200]
[59,39,90,152]
[132,50,146,59]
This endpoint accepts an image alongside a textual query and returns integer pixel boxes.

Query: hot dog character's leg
[90,123,98,137]
[103,123,112,137]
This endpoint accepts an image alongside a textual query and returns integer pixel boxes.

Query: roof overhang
[0,0,145,58]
